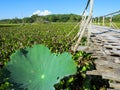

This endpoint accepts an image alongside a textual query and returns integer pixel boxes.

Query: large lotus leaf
[6,44,77,90]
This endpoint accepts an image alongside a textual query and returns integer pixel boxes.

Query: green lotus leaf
[6,44,77,90]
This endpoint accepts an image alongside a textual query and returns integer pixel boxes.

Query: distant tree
[31,15,40,22]
[11,17,21,23]
[113,14,120,22]
[47,15,58,22]
[23,17,33,23]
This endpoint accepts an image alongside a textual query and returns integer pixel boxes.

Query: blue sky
[0,0,120,19]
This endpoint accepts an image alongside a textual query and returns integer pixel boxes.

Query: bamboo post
[94,18,96,24]
[87,19,92,46]
[77,11,87,36]
[92,18,94,24]
[73,0,94,52]
[103,16,105,26]
[98,17,100,25]
[110,16,112,28]
[72,11,87,42]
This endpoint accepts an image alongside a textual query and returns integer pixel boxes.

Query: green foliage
[54,51,96,90]
[0,22,78,89]
[113,14,120,22]
[0,22,109,90]
[0,14,81,24]
[0,24,20,27]
[5,44,77,90]
[72,51,108,90]
[0,22,78,66]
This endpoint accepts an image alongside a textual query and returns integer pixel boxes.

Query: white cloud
[32,10,52,16]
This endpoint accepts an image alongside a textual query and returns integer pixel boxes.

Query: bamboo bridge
[87,25,120,90]
[69,0,120,89]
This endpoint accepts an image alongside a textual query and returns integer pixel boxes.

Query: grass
[0,22,109,90]
[0,22,79,65]
[0,24,21,27]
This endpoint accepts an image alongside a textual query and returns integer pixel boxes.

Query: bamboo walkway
[85,25,120,89]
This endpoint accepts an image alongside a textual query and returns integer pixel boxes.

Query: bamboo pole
[98,17,100,25]
[110,16,112,28]
[66,22,80,37]
[87,19,92,46]
[73,0,94,52]
[104,10,120,17]
[72,11,87,42]
[103,16,105,26]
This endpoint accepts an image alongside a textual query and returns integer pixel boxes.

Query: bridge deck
[86,25,120,89]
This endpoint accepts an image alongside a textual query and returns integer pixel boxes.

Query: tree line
[0,14,82,24]
[93,14,120,23]
[1,14,119,24]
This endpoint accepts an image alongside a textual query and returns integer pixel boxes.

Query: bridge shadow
[92,26,120,35]
[94,30,112,35]
[92,29,113,35]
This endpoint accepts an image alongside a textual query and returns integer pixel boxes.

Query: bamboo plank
[110,83,120,89]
